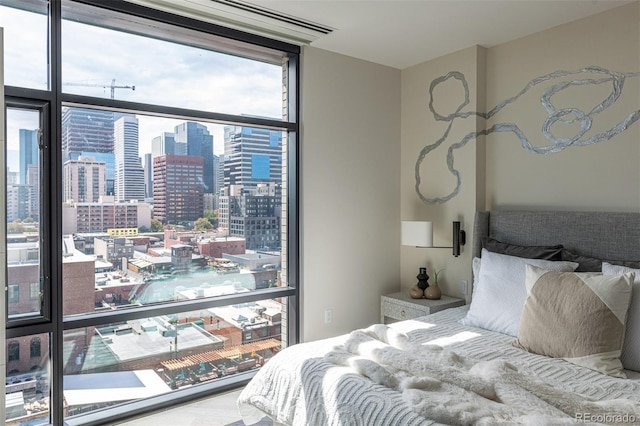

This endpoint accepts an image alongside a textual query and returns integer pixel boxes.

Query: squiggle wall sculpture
[415,66,640,204]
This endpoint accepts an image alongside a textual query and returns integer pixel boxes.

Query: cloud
[1,2,287,160]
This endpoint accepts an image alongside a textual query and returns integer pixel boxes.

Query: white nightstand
[380,292,465,324]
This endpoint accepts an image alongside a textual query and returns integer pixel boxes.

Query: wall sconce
[401,220,466,257]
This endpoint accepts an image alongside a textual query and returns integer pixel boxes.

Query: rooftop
[64,370,171,407]
[93,320,222,364]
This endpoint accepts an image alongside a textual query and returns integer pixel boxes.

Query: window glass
[5,333,51,425]
[63,300,284,418]
[2,0,296,422]
[6,107,43,320]
[62,109,286,316]
[0,0,49,90]
[61,2,285,119]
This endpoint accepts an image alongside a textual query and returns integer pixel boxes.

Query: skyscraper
[61,107,114,159]
[19,129,38,185]
[63,156,107,203]
[143,153,153,199]
[174,122,214,193]
[220,184,281,251]
[223,125,282,190]
[151,132,177,158]
[78,151,115,196]
[153,155,204,223]
[211,154,224,209]
[213,154,224,196]
[114,116,145,202]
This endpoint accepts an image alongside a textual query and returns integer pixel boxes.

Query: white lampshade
[401,221,433,247]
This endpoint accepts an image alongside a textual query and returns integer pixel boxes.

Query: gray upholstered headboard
[472,210,640,261]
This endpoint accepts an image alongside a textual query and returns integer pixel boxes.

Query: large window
[2,0,299,424]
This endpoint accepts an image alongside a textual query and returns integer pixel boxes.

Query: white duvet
[238,307,640,425]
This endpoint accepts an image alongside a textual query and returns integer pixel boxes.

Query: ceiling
[249,0,636,69]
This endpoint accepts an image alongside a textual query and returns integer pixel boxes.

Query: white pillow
[602,262,640,372]
[472,257,481,284]
[459,249,579,336]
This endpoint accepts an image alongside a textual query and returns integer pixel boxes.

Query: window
[8,341,20,361]
[2,0,299,424]
[30,282,40,300]
[5,104,44,320]
[30,337,41,358]
[8,285,19,304]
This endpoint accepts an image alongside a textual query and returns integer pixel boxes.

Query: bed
[238,210,640,425]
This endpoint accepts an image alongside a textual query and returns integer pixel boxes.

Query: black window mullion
[62,286,295,330]
[6,321,53,339]
[50,1,65,425]
[5,86,54,102]
[4,97,52,330]
[286,52,300,345]
[61,94,297,132]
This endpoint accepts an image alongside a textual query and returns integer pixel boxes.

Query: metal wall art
[416,67,640,204]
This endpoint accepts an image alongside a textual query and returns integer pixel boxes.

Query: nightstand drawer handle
[400,309,406,318]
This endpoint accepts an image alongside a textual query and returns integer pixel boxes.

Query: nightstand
[380,292,465,324]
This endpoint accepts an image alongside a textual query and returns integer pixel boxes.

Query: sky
[1,3,285,172]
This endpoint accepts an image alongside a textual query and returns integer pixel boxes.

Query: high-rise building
[143,153,153,199]
[114,116,145,202]
[6,185,30,222]
[26,164,40,220]
[151,132,177,158]
[153,155,204,224]
[7,169,19,185]
[175,122,214,193]
[61,107,114,160]
[72,152,115,196]
[63,156,107,203]
[210,154,224,210]
[19,129,38,185]
[218,183,281,251]
[62,197,151,234]
[213,154,224,194]
[223,125,282,190]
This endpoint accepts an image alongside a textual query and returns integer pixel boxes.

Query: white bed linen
[238,306,640,425]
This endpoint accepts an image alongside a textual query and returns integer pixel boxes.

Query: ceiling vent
[126,0,333,45]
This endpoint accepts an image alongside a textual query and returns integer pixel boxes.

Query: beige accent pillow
[514,265,634,378]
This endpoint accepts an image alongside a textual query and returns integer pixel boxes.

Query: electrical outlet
[324,309,333,324]
[458,280,468,298]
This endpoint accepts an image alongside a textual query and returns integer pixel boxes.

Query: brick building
[153,155,204,224]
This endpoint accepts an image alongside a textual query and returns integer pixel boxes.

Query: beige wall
[400,3,639,297]
[485,3,640,211]
[400,46,486,300]
[300,47,401,341]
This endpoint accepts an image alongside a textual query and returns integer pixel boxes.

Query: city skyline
[2,3,285,173]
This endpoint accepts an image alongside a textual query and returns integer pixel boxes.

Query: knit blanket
[324,324,640,425]
[238,308,640,426]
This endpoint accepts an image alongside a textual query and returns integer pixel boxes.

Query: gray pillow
[560,249,640,272]
[482,237,563,260]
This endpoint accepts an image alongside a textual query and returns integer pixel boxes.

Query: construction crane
[63,78,136,99]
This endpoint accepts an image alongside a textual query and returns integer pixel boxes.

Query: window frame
[4,97,51,326]
[3,0,300,424]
